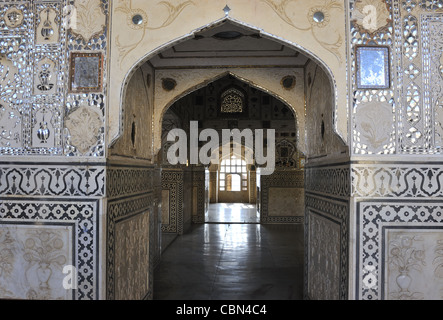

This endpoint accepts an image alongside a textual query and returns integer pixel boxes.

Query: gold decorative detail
[65,105,102,154]
[262,0,343,63]
[70,0,106,42]
[352,0,391,35]
[4,7,24,28]
[115,0,194,66]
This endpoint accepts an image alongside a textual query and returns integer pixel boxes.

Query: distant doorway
[206,203,259,224]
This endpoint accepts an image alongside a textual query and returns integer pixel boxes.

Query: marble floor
[154,220,304,300]
[206,203,260,223]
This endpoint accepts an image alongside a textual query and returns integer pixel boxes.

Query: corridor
[153,213,304,300]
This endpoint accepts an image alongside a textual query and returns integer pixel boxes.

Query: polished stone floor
[154,219,304,300]
[206,203,259,223]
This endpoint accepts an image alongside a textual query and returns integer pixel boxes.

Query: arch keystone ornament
[64,105,102,154]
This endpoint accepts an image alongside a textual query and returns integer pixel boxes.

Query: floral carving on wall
[352,0,391,35]
[355,100,392,153]
[262,0,344,63]
[0,229,15,298]
[23,230,67,299]
[64,105,102,154]
[388,235,426,300]
[115,0,194,66]
[69,0,106,42]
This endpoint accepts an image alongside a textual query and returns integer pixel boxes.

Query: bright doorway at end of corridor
[206,203,259,224]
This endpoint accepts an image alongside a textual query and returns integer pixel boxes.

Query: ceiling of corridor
[149,21,310,69]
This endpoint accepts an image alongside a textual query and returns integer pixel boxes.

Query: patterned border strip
[107,166,154,199]
[0,164,105,197]
[0,197,99,300]
[161,170,183,233]
[352,163,443,198]
[106,193,154,300]
[305,193,349,300]
[305,164,350,199]
[356,199,443,300]
[192,170,206,224]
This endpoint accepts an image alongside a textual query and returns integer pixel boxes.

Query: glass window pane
[242,174,247,180]
[220,181,225,186]
[220,173,225,180]
[220,167,225,172]
[220,187,225,191]
[231,174,241,191]
[242,181,247,186]
[226,160,230,166]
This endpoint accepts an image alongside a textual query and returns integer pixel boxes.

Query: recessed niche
[162,78,177,91]
[281,76,296,90]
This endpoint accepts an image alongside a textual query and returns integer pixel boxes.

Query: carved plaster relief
[115,211,150,300]
[354,100,393,153]
[308,212,340,300]
[386,230,443,300]
[64,105,102,154]
[69,0,106,43]
[262,0,344,63]
[0,224,73,300]
[114,0,194,66]
[36,7,59,44]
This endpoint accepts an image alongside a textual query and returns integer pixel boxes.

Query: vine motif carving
[115,0,194,66]
[69,0,106,42]
[262,0,344,63]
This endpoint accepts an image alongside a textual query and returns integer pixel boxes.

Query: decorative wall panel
[0,0,109,157]
[192,169,206,224]
[305,160,350,300]
[305,194,349,300]
[260,170,304,224]
[114,210,150,300]
[0,222,74,300]
[161,170,183,234]
[356,200,443,300]
[107,193,154,300]
[0,197,99,300]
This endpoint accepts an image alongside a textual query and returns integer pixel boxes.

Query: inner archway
[115,19,349,300]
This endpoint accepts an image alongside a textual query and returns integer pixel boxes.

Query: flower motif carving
[388,235,426,300]
[355,101,392,152]
[69,0,106,42]
[64,105,102,154]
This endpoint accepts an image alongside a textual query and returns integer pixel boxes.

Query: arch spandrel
[109,0,348,148]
